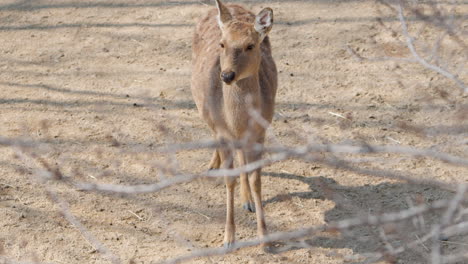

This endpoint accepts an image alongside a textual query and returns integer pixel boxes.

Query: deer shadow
[264,171,455,263]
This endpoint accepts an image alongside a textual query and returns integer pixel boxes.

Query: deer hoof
[262,243,276,254]
[223,241,234,250]
[242,202,256,212]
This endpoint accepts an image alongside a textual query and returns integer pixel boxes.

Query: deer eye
[246,44,254,51]
[220,43,225,48]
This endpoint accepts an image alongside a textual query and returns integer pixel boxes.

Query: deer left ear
[215,0,232,29]
[254,8,273,41]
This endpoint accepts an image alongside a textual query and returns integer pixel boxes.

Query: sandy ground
[0,0,467,263]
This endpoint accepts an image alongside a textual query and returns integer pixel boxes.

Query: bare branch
[397,0,467,93]
[46,187,122,264]
[162,199,451,264]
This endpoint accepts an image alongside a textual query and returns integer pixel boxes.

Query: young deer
[191,0,277,250]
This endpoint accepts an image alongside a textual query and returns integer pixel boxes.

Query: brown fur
[190,0,277,250]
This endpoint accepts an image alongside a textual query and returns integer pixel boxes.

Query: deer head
[215,0,273,84]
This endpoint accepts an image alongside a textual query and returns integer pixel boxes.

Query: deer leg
[208,149,221,170]
[219,149,236,248]
[246,147,271,252]
[237,150,255,212]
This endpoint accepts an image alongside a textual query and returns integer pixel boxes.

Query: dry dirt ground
[0,0,467,263]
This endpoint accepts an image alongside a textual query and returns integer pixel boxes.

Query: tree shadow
[0,22,192,32]
[265,171,456,263]
[0,82,196,111]
[0,0,465,12]
[2,81,467,137]
[1,0,466,32]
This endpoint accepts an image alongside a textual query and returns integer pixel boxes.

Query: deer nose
[221,71,236,83]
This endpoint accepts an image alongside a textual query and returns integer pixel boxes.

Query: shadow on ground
[265,171,455,263]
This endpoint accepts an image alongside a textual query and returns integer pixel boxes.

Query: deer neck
[221,73,262,137]
[223,74,261,108]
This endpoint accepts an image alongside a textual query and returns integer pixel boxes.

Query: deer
[191,0,277,251]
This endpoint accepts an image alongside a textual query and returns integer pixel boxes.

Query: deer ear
[254,8,273,41]
[215,0,232,28]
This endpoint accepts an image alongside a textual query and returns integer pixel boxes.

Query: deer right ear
[215,0,232,28]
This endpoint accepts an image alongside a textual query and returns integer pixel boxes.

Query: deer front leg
[219,149,236,248]
[249,169,268,245]
[246,149,270,252]
[224,175,236,248]
[237,150,254,212]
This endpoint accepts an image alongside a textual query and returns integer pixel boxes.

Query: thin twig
[397,0,467,93]
[162,199,450,264]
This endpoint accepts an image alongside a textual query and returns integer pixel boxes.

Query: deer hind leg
[237,150,255,212]
[208,149,221,170]
[219,148,236,248]
[246,145,271,252]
